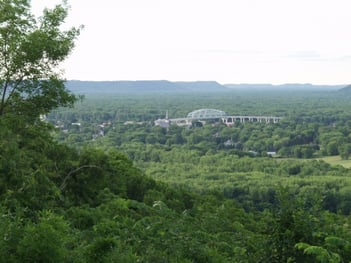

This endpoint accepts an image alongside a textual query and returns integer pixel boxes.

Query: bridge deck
[169,115,282,126]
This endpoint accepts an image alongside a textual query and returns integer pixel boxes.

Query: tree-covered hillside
[2,117,351,262]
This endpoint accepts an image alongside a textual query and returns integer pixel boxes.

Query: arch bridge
[168,109,282,126]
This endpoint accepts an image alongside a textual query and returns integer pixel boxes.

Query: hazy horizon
[65,79,347,86]
[32,0,351,85]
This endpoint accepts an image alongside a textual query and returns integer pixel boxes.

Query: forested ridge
[1,0,351,262]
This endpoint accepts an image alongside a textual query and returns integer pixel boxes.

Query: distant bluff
[65,80,346,94]
[64,80,228,94]
[338,84,351,92]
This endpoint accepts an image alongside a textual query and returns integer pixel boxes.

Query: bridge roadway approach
[169,115,282,126]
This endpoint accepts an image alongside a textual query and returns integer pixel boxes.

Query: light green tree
[0,0,81,121]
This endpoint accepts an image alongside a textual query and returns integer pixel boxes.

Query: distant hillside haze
[65,80,228,94]
[338,84,351,92]
[64,80,344,94]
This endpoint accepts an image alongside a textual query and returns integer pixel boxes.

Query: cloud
[280,51,351,63]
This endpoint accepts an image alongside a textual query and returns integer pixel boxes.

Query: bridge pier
[221,116,282,126]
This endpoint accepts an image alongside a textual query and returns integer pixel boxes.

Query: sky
[31,0,351,85]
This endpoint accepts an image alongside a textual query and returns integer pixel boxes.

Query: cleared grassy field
[318,156,351,168]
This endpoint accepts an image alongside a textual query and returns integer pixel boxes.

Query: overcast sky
[31,0,351,84]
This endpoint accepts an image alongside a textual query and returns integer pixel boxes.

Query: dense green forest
[46,90,351,262]
[1,0,351,262]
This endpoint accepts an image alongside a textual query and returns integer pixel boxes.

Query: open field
[318,156,351,168]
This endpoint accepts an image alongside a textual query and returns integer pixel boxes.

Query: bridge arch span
[187,109,227,119]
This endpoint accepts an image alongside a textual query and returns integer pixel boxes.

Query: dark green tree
[339,143,351,160]
[16,211,72,263]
